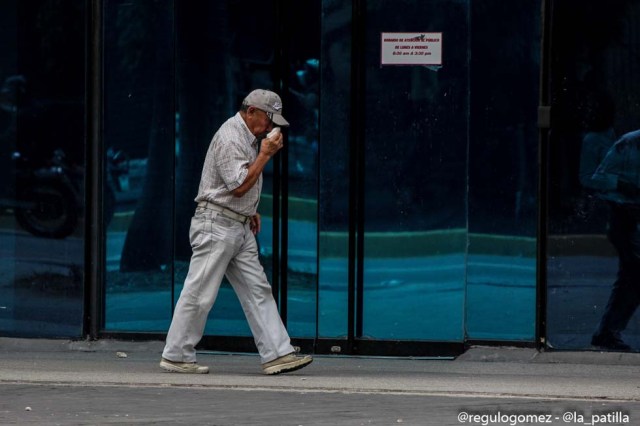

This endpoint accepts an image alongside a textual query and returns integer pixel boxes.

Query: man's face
[246,106,274,137]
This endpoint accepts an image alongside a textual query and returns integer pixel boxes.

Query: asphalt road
[3,382,637,426]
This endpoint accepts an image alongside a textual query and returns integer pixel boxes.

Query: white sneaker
[159,357,209,374]
[262,353,313,375]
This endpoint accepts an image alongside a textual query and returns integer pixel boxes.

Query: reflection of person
[579,129,616,189]
[589,129,640,351]
[576,103,616,225]
[160,89,313,374]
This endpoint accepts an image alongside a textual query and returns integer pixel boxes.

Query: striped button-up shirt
[194,112,261,216]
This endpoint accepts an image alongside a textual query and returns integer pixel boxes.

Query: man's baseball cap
[243,89,290,127]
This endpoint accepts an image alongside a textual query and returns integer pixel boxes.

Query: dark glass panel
[0,0,86,337]
[284,1,321,338]
[546,0,640,350]
[466,0,540,341]
[362,0,468,341]
[173,1,277,337]
[103,0,175,331]
[317,0,352,338]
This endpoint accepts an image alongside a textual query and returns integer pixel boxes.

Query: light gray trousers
[162,207,294,364]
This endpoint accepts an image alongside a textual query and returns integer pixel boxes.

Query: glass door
[318,0,540,355]
[315,0,469,355]
[360,0,468,343]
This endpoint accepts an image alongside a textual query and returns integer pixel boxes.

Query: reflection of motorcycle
[7,147,129,239]
[105,147,130,223]
[12,149,82,239]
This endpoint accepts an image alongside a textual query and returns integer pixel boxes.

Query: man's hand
[260,132,284,157]
[231,133,283,198]
[250,213,261,235]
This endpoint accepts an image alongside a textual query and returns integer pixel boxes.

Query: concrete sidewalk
[1,338,640,425]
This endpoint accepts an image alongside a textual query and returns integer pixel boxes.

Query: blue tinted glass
[0,1,86,337]
[174,1,277,337]
[103,0,175,332]
[95,0,547,350]
[546,0,640,350]
[362,0,468,341]
[284,2,320,338]
[317,0,352,338]
[465,0,540,341]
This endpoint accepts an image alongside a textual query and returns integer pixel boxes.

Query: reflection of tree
[119,1,174,272]
[118,2,236,269]
[319,2,351,231]
[173,2,233,261]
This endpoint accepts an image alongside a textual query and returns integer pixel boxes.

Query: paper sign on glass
[381,32,442,66]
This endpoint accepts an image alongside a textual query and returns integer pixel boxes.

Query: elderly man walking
[160,89,313,375]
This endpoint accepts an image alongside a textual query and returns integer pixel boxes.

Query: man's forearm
[232,152,271,197]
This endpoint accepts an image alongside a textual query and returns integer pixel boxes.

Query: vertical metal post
[275,0,289,325]
[536,0,552,350]
[84,0,104,339]
[349,0,366,346]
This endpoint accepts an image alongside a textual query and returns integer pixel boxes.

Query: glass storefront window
[318,0,352,338]
[466,0,540,341]
[361,0,468,341]
[283,2,321,338]
[0,0,87,337]
[101,0,542,348]
[0,0,548,351]
[103,0,175,332]
[546,0,640,351]
[9,0,640,356]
